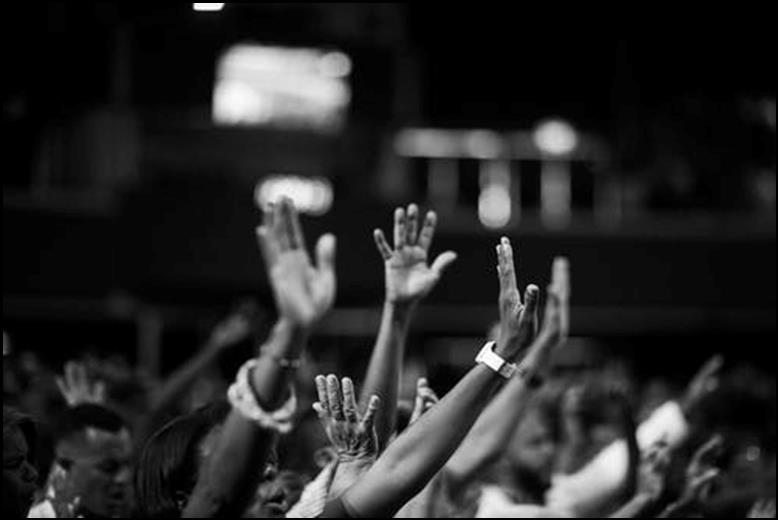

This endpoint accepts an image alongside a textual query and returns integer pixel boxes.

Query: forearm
[445,373,531,484]
[359,300,413,450]
[150,340,221,413]
[343,364,503,517]
[183,414,275,517]
[609,493,655,518]
[445,332,550,484]
[182,319,307,517]
[329,458,374,498]
[657,499,694,518]
[250,318,308,408]
[622,410,640,500]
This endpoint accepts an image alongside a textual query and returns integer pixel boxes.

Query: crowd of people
[3,199,775,518]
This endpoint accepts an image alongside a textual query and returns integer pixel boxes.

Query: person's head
[506,395,560,493]
[3,406,39,518]
[53,404,133,518]
[134,400,230,518]
[244,463,305,518]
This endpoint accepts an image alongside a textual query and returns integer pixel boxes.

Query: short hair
[54,404,128,445]
[134,400,230,518]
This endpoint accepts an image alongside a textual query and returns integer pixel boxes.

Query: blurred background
[2,4,775,385]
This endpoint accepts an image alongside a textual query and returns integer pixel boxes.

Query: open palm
[374,204,456,304]
[256,198,336,328]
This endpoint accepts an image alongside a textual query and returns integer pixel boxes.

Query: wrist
[269,319,309,358]
[493,335,521,360]
[337,452,376,466]
[383,299,416,323]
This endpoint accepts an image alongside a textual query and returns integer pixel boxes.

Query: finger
[341,377,359,422]
[312,401,328,420]
[74,362,87,386]
[430,251,457,277]
[417,211,438,252]
[534,285,560,344]
[694,469,719,500]
[326,374,345,421]
[697,355,724,384]
[360,395,381,430]
[315,234,337,282]
[393,207,407,249]
[692,434,724,467]
[497,237,519,297]
[419,388,439,404]
[279,197,305,251]
[256,226,280,267]
[65,361,78,387]
[502,237,518,296]
[406,203,419,245]
[263,202,275,231]
[416,377,429,393]
[94,381,106,403]
[272,199,291,251]
[55,377,70,403]
[315,375,329,415]
[521,284,540,327]
[373,229,393,260]
[285,197,306,252]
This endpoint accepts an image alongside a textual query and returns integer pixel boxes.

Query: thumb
[315,234,337,276]
[430,251,457,276]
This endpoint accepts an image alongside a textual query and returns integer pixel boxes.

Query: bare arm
[360,204,456,450]
[328,239,565,518]
[182,198,336,517]
[610,439,670,518]
[445,257,569,485]
[148,310,251,417]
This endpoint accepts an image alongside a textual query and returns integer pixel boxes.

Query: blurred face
[507,410,557,488]
[56,427,133,518]
[247,465,305,518]
[3,426,38,517]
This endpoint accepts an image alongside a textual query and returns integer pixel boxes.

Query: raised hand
[748,499,776,518]
[494,236,540,358]
[209,311,252,350]
[314,375,381,464]
[55,361,106,407]
[679,435,722,505]
[637,438,671,501]
[409,377,439,426]
[682,355,724,415]
[256,197,336,328]
[373,204,457,306]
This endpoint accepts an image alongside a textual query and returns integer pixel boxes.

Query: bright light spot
[213,81,271,124]
[745,445,761,463]
[541,161,571,228]
[193,3,224,11]
[533,118,578,156]
[213,44,351,131]
[318,52,352,78]
[464,130,502,159]
[255,175,333,216]
[394,128,459,158]
[479,184,511,228]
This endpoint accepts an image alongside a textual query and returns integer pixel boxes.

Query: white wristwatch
[475,341,517,379]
